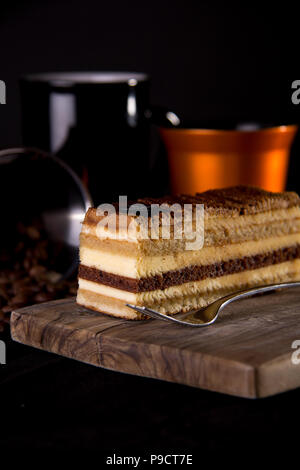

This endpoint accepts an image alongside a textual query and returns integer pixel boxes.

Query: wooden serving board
[10,288,300,399]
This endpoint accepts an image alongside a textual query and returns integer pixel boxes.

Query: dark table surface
[0,325,299,457]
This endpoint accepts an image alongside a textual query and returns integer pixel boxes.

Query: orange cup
[160,124,298,194]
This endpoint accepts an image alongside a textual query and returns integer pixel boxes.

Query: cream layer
[77,259,300,315]
[77,289,142,320]
[79,233,300,278]
[78,259,300,307]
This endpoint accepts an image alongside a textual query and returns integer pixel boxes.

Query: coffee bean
[29,265,47,279]
[34,292,55,303]
[11,293,30,305]
[46,284,56,294]
[23,258,31,271]
[0,286,8,299]
[26,226,40,240]
[0,218,78,331]
[2,305,12,314]
[12,278,31,291]
[43,271,61,283]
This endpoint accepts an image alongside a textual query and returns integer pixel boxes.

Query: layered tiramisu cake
[77,186,300,319]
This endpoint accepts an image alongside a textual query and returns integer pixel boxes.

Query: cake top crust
[85,185,300,224]
[134,186,300,216]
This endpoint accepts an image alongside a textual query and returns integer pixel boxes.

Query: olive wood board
[10,288,300,399]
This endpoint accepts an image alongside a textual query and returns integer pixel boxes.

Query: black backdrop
[1,1,299,189]
[0,2,289,137]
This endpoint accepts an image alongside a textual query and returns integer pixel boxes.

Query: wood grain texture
[10,288,300,398]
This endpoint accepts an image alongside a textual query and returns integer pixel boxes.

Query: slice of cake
[77,186,300,319]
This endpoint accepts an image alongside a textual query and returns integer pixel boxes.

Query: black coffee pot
[20,72,176,204]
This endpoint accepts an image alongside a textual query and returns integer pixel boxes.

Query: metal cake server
[126,281,300,327]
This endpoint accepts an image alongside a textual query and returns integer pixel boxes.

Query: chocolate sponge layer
[78,244,300,293]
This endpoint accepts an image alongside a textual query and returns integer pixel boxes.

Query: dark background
[1,1,300,191]
[1,0,300,456]
[0,1,292,143]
